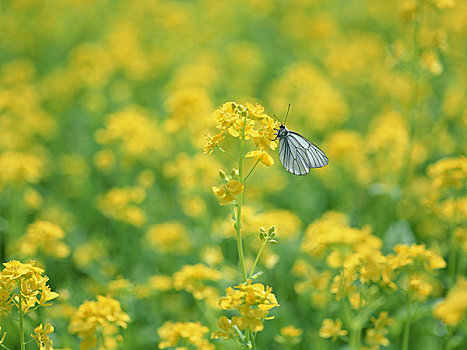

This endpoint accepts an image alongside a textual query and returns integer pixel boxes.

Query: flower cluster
[426,156,467,221]
[18,220,70,259]
[0,260,59,314]
[274,325,303,345]
[145,222,191,254]
[68,295,130,350]
[97,186,147,226]
[204,102,280,166]
[31,323,55,350]
[158,321,213,349]
[173,264,220,306]
[0,151,45,188]
[95,106,164,158]
[212,282,279,338]
[434,278,467,326]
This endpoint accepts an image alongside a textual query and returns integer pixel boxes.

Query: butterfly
[274,105,329,175]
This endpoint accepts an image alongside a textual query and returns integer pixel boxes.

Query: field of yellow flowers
[0,1,466,349]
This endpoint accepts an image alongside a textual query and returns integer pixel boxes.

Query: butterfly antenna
[284,103,291,125]
[272,114,281,123]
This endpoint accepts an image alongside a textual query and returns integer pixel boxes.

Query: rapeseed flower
[433,278,467,326]
[173,264,220,304]
[0,260,59,314]
[31,323,54,350]
[97,186,147,226]
[69,295,129,350]
[18,220,70,259]
[274,325,303,345]
[319,319,347,342]
[0,151,45,188]
[158,321,213,349]
[215,282,279,334]
[145,222,191,254]
[363,312,394,350]
[95,106,163,158]
[204,102,280,165]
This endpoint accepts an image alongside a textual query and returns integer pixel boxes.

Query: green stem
[0,343,11,350]
[217,146,238,161]
[402,297,412,350]
[18,293,25,350]
[244,160,260,183]
[235,113,248,283]
[249,241,267,279]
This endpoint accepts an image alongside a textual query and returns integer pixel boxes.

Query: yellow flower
[19,220,70,259]
[246,102,268,119]
[95,106,163,158]
[69,295,129,350]
[31,323,54,350]
[434,278,467,326]
[364,312,394,349]
[233,305,268,332]
[212,180,244,206]
[0,260,59,314]
[158,321,213,349]
[302,211,382,257]
[245,149,274,166]
[280,325,303,338]
[203,132,225,155]
[319,319,348,341]
[217,282,279,333]
[274,325,303,345]
[97,186,147,226]
[0,151,45,188]
[145,222,191,254]
[24,188,43,210]
[173,264,220,303]
[214,102,240,131]
[148,275,172,291]
[211,316,233,340]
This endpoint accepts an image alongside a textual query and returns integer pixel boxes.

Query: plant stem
[244,160,260,183]
[402,297,412,350]
[18,293,25,350]
[235,113,248,283]
[249,241,267,279]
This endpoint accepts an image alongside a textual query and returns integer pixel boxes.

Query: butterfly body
[276,124,328,175]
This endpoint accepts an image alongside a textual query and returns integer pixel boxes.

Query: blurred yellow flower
[69,295,129,350]
[0,151,45,188]
[19,220,70,259]
[148,275,172,291]
[434,278,467,326]
[319,318,347,342]
[158,321,213,350]
[302,211,381,257]
[23,187,43,210]
[173,264,220,303]
[364,312,394,349]
[95,106,163,158]
[280,325,302,337]
[97,186,147,226]
[145,222,191,254]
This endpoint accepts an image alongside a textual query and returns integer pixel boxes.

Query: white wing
[279,131,328,175]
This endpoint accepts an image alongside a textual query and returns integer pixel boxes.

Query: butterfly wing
[279,131,328,175]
